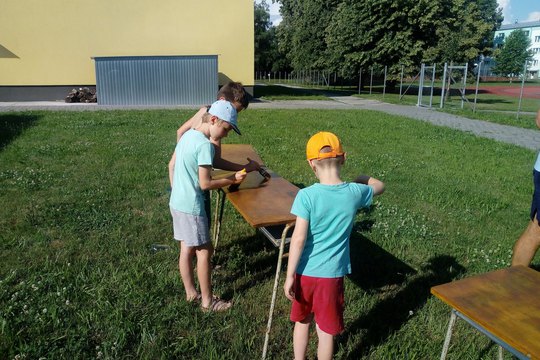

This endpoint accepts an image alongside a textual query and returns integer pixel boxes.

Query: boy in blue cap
[169,100,246,311]
[284,132,385,359]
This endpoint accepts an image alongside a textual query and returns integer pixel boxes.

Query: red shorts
[290,274,345,336]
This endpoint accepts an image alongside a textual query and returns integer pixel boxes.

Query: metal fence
[256,60,537,118]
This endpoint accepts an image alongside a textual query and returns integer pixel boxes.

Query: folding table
[212,144,299,360]
[431,266,540,360]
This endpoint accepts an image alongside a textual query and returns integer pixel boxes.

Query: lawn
[0,109,538,359]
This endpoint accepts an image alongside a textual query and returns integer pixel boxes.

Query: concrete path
[1,96,539,151]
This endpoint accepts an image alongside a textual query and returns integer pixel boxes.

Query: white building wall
[486,21,540,79]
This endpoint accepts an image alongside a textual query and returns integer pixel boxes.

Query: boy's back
[292,182,373,277]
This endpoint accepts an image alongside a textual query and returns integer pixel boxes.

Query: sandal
[201,297,232,312]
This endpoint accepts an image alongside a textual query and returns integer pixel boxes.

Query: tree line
[256,0,534,80]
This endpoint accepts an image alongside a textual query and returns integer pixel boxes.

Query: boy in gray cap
[169,100,246,311]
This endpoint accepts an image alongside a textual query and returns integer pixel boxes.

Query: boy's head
[207,99,241,135]
[306,132,344,161]
[217,82,249,112]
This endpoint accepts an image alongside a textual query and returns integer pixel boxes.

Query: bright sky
[498,0,540,24]
[259,1,540,27]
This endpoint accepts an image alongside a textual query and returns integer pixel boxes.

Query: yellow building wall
[0,0,254,86]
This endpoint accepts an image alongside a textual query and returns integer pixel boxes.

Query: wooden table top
[220,144,264,167]
[219,144,298,228]
[431,266,540,358]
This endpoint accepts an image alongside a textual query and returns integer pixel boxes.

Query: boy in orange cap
[283,131,385,359]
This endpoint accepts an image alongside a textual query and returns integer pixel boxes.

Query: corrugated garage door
[94,55,218,106]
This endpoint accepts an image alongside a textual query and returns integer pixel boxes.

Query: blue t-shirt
[290,182,374,278]
[169,129,214,216]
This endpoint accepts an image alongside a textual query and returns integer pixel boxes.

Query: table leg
[440,310,457,360]
[261,222,294,360]
[452,310,529,359]
[212,189,225,248]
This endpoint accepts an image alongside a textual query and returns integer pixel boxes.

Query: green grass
[254,84,354,100]
[1,109,538,359]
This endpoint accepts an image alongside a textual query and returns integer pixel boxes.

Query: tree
[255,1,291,72]
[276,0,503,79]
[277,0,340,71]
[425,0,496,64]
[475,0,504,55]
[325,0,437,77]
[493,29,533,81]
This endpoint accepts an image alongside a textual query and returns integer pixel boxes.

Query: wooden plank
[226,171,298,228]
[217,144,299,228]
[219,144,264,166]
[431,266,540,358]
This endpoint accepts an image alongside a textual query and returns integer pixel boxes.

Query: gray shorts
[170,208,210,247]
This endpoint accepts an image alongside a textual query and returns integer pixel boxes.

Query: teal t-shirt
[169,129,214,216]
[534,152,540,171]
[290,182,374,278]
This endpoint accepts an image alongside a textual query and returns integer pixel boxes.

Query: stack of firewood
[65,87,97,103]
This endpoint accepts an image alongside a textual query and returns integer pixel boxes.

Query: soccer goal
[440,63,469,109]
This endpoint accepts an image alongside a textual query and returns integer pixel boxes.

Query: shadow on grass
[341,234,465,359]
[471,98,514,105]
[214,232,280,299]
[253,84,356,99]
[347,234,417,291]
[0,113,41,150]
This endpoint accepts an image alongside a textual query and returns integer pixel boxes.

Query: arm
[354,174,385,196]
[536,109,540,129]
[168,151,177,187]
[283,217,308,301]
[198,165,247,191]
[176,107,207,142]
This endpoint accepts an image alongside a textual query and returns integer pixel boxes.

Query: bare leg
[196,242,214,308]
[293,314,312,360]
[512,218,540,266]
[178,241,198,301]
[315,323,334,360]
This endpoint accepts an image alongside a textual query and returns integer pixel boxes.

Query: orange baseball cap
[306,131,344,160]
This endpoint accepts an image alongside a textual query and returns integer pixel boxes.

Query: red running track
[479,85,540,99]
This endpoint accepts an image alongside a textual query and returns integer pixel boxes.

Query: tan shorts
[170,208,210,247]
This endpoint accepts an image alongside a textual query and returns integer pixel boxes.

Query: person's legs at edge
[512,217,540,266]
[315,323,334,360]
[293,314,312,360]
[178,241,199,301]
[196,242,214,308]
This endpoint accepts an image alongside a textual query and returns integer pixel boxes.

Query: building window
[536,36,540,42]
[524,31,530,37]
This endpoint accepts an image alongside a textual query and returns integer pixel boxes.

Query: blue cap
[208,100,240,135]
